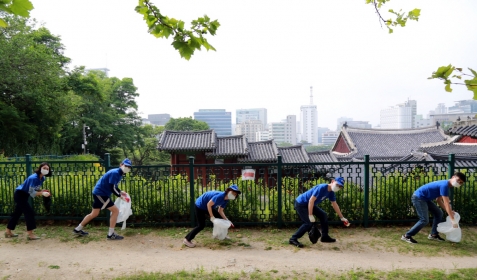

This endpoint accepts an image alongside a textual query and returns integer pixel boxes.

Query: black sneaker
[72,229,89,236]
[107,232,124,240]
[401,235,418,244]
[428,234,445,241]
[320,235,336,243]
[289,239,304,248]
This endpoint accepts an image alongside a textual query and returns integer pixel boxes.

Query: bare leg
[79,209,100,227]
[108,205,119,228]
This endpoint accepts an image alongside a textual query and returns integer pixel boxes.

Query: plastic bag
[113,194,132,230]
[212,218,232,240]
[437,212,461,242]
[308,223,321,244]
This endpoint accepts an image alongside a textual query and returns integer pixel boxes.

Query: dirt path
[1,230,476,280]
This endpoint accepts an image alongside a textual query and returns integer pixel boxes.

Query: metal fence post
[104,153,111,171]
[448,153,455,203]
[25,154,33,207]
[277,155,283,228]
[364,155,370,228]
[189,156,195,227]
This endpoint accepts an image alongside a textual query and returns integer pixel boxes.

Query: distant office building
[337,118,372,130]
[414,114,432,128]
[380,99,417,129]
[236,108,267,128]
[147,114,171,126]
[300,86,318,145]
[235,120,263,142]
[256,130,271,141]
[448,100,477,114]
[317,127,331,144]
[322,131,339,145]
[430,112,476,128]
[269,115,297,145]
[194,109,232,136]
[337,117,353,130]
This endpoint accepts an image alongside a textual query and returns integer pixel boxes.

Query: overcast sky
[30,0,477,130]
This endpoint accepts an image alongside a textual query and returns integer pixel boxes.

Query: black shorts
[92,195,115,210]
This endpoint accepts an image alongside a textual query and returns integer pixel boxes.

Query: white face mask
[121,166,131,174]
[331,183,341,192]
[227,192,236,200]
[41,168,49,175]
[451,179,461,188]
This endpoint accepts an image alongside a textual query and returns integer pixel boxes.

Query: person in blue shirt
[4,162,52,240]
[73,158,132,240]
[183,184,241,248]
[401,172,467,244]
[289,177,349,248]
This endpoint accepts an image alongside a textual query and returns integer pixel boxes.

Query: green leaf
[469,68,477,77]
[10,0,33,17]
[410,8,421,18]
[445,83,452,92]
[388,27,393,34]
[0,18,7,28]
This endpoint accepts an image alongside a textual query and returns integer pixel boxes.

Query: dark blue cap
[121,158,132,167]
[335,177,345,186]
[227,184,241,194]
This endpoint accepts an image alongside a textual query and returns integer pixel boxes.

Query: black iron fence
[0,154,475,227]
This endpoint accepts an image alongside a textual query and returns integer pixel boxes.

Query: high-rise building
[236,108,267,128]
[193,109,232,136]
[317,127,330,144]
[300,86,318,145]
[269,115,297,145]
[235,120,263,142]
[147,114,171,126]
[448,100,477,114]
[380,99,417,129]
[414,114,432,128]
[337,117,372,130]
[256,130,271,141]
[322,131,339,145]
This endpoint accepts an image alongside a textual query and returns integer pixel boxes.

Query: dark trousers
[290,201,329,241]
[7,190,37,231]
[185,205,221,241]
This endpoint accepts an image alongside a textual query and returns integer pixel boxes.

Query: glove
[210,216,215,222]
[341,217,350,227]
[308,215,315,223]
[451,219,458,228]
[42,191,50,197]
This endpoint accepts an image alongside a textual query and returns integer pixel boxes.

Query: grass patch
[48,265,60,269]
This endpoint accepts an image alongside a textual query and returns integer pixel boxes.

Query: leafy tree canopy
[164,117,209,131]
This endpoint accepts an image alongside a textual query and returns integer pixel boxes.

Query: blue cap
[227,184,241,194]
[334,177,345,187]
[121,158,132,167]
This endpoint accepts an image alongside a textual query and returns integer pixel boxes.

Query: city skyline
[29,1,477,129]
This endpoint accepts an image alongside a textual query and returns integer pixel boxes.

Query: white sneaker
[183,238,196,248]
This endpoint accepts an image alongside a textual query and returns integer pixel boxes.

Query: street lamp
[82,124,90,154]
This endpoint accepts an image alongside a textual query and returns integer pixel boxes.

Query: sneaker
[428,234,445,241]
[107,232,124,240]
[289,239,304,248]
[320,236,336,243]
[401,235,418,244]
[72,229,89,236]
[183,238,196,248]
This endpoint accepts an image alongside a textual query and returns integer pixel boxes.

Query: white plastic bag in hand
[437,212,461,242]
[113,193,132,230]
[212,218,232,240]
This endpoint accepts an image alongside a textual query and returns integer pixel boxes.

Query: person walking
[183,184,241,248]
[401,172,466,244]
[289,177,349,248]
[73,158,132,240]
[5,162,52,240]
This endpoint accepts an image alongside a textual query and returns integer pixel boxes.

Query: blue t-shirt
[414,180,450,201]
[296,183,336,206]
[195,191,229,211]
[16,173,45,198]
[92,168,123,197]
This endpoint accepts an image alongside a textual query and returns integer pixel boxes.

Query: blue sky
[30,0,477,129]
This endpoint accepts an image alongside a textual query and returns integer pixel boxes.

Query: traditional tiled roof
[334,126,449,159]
[308,150,338,163]
[157,130,216,151]
[426,153,477,168]
[278,145,310,163]
[206,135,249,158]
[420,143,477,156]
[448,120,477,137]
[237,140,278,163]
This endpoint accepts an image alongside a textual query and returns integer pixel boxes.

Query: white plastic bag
[212,218,232,240]
[437,212,461,242]
[113,194,132,230]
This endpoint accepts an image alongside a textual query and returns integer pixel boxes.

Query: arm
[308,196,317,215]
[440,196,454,220]
[331,201,345,219]
[207,200,216,218]
[217,207,228,220]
